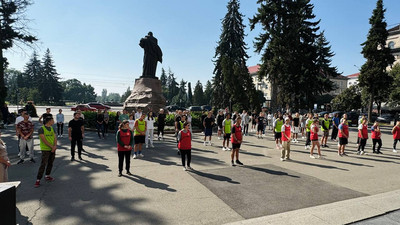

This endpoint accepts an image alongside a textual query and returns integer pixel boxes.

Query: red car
[87,102,111,110]
[71,104,97,112]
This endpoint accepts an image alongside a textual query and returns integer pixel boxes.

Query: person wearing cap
[281,117,292,161]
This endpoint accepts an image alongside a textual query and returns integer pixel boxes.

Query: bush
[82,111,118,130]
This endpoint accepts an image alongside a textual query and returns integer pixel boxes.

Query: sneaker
[317,155,324,159]
[17,159,24,164]
[57,135,60,138]
[222,147,226,151]
[127,171,132,175]
[183,167,187,171]
[118,173,122,177]
[231,161,235,166]
[78,156,83,160]
[30,158,36,163]
[203,142,206,146]
[145,145,148,149]
[61,135,63,138]
[280,158,285,161]
[285,158,291,161]
[139,153,144,158]
[235,160,243,165]
[132,154,137,159]
[393,149,398,153]
[71,157,75,161]
[209,142,212,146]
[34,180,40,188]
[305,146,308,150]
[360,151,365,155]
[187,166,193,170]
[310,155,316,159]
[151,144,154,148]
[302,136,305,139]
[377,151,383,154]
[325,145,329,148]
[45,176,55,182]
[226,147,231,151]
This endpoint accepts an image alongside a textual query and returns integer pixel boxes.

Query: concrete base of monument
[123,77,166,114]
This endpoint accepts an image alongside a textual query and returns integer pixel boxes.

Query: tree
[62,79,96,103]
[204,80,213,105]
[332,85,362,112]
[358,0,394,121]
[120,86,131,103]
[41,48,63,104]
[193,80,204,106]
[0,0,37,106]
[166,68,179,103]
[160,68,168,99]
[107,93,121,103]
[101,89,107,103]
[23,51,42,102]
[389,63,400,106]
[212,0,259,110]
[173,79,187,107]
[187,82,193,106]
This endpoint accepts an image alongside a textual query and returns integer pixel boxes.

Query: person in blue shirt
[331,113,340,141]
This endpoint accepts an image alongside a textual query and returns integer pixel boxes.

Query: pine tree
[0,0,37,106]
[204,80,213,105]
[101,89,107,103]
[358,0,394,120]
[187,82,193,106]
[166,68,179,103]
[120,86,131,103]
[41,49,63,103]
[212,0,258,110]
[172,79,187,107]
[160,68,168,99]
[193,80,204,106]
[23,51,42,102]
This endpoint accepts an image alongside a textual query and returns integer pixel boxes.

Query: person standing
[305,113,313,149]
[338,118,349,156]
[175,110,183,138]
[135,108,143,120]
[256,112,265,139]
[281,118,292,161]
[34,117,57,188]
[267,112,273,131]
[392,121,400,153]
[116,121,133,177]
[320,114,330,148]
[145,112,155,148]
[133,114,146,159]
[115,111,121,132]
[68,112,85,161]
[331,113,340,141]
[39,108,52,124]
[56,109,64,138]
[0,132,10,182]
[310,119,322,159]
[357,119,368,155]
[371,122,382,154]
[273,115,284,149]
[241,110,250,136]
[177,122,193,171]
[96,109,105,139]
[103,109,109,135]
[16,111,35,164]
[217,110,225,140]
[203,111,214,146]
[119,109,129,123]
[222,113,232,151]
[157,109,166,140]
[292,113,300,143]
[1,103,9,125]
[251,110,257,132]
[231,116,243,166]
[128,114,135,131]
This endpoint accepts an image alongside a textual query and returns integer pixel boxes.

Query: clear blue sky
[4,0,400,96]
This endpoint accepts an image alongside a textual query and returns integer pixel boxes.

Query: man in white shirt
[15,109,32,155]
[135,108,143,120]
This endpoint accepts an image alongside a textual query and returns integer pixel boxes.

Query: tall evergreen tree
[101,89,107,103]
[204,80,213,105]
[193,80,204,106]
[41,49,63,103]
[160,68,168,99]
[172,79,188,106]
[0,0,37,106]
[120,86,131,103]
[166,68,179,103]
[23,51,42,102]
[212,0,259,110]
[187,82,193,106]
[358,0,394,121]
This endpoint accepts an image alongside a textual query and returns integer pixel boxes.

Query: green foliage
[82,111,118,130]
[193,80,204,105]
[332,85,362,112]
[203,80,213,105]
[187,82,193,105]
[41,49,63,104]
[120,87,131,103]
[389,63,400,106]
[62,79,97,103]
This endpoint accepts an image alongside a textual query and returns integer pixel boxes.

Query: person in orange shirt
[392,121,400,153]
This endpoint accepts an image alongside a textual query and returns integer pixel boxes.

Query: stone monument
[124,32,166,113]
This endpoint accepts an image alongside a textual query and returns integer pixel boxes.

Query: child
[310,119,322,159]
[231,116,243,166]
[116,120,133,177]
[0,132,10,182]
[392,121,400,153]
[133,114,146,159]
[145,112,155,148]
[177,122,192,171]
[371,122,382,154]
[222,113,232,151]
[357,119,368,155]
[338,118,349,156]
[281,118,292,161]
[128,114,135,131]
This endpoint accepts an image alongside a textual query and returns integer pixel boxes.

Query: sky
[4,0,400,96]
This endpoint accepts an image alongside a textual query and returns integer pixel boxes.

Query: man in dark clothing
[157,109,166,140]
[69,112,85,161]
[39,108,53,124]
[96,110,105,139]
[217,110,225,140]
[203,111,214,146]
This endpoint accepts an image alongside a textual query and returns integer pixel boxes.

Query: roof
[331,74,348,80]
[248,65,260,75]
[388,25,400,33]
[346,73,360,79]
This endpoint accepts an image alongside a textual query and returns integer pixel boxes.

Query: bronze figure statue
[139,32,163,78]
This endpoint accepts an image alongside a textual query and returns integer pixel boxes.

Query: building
[328,75,348,96]
[387,25,400,66]
[248,65,271,107]
[347,72,360,87]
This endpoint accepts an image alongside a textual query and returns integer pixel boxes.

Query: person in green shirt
[35,117,57,188]
[133,114,147,159]
[273,115,284,149]
[119,109,130,122]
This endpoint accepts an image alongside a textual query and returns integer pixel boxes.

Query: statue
[139,32,163,78]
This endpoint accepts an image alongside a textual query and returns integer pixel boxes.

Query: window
[389,41,395,49]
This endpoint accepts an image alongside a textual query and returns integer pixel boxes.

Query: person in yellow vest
[320,114,330,148]
[222,113,232,151]
[304,113,313,149]
[133,114,147,159]
[273,115,284,149]
[34,117,57,188]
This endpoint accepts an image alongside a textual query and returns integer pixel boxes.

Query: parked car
[376,114,394,124]
[87,102,111,110]
[329,111,345,119]
[201,105,212,111]
[318,111,330,117]
[166,105,186,112]
[71,104,97,112]
[347,111,359,126]
[188,106,202,112]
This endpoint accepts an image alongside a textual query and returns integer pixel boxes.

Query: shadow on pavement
[190,170,240,184]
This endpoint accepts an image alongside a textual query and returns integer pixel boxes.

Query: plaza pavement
[3,118,400,225]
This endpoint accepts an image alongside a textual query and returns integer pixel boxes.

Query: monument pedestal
[123,77,166,113]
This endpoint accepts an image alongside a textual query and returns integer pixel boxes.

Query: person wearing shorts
[231,116,243,166]
[310,119,322,159]
[357,119,368,155]
[338,118,349,156]
[392,121,400,153]
[320,114,330,148]
[133,114,146,159]
[292,113,300,143]
[256,112,265,139]
[273,115,284,149]
[203,111,214,146]
[217,110,225,140]
[222,113,232,151]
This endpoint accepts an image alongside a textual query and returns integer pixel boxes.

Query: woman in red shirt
[357,119,368,155]
[231,117,243,166]
[178,122,192,171]
[310,119,322,159]
[116,120,134,177]
[371,122,382,154]
[392,121,400,153]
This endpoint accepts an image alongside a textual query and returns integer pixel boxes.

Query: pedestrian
[157,109,166,140]
[186,110,193,132]
[56,109,64,138]
[115,111,121,132]
[267,112,273,131]
[371,122,382,154]
[119,109,129,123]
[39,107,52,124]
[241,110,250,136]
[281,117,292,161]
[203,111,214,146]
[222,113,232,151]
[392,121,400,153]
[0,132,10,182]
[305,113,313,149]
[256,112,265,139]
[16,111,35,164]
[135,108,143,120]
[217,110,225,140]
[34,117,57,188]
[321,114,330,148]
[300,113,306,139]
[273,115,284,149]
[231,116,243,166]
[357,119,368,155]
[116,120,133,177]
[133,114,146,159]
[310,119,322,159]
[128,114,135,131]
[68,112,85,161]
[175,110,183,139]
[331,113,340,141]
[145,111,155,148]
[96,109,105,139]
[291,113,300,143]
[338,118,349,156]
[103,109,109,135]
[251,110,257,132]
[1,103,9,125]
[177,122,193,171]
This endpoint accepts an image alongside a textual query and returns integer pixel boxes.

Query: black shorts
[311,139,319,142]
[224,133,231,140]
[275,132,282,139]
[339,137,348,145]
[257,124,264,131]
[134,135,145,144]
[232,143,241,149]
